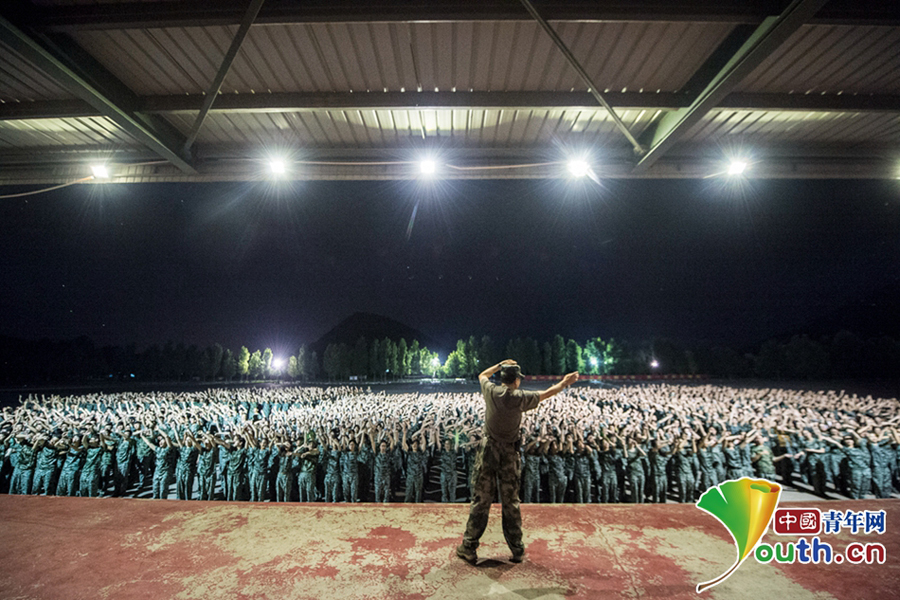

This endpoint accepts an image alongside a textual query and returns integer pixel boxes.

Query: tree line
[0,329,897,385]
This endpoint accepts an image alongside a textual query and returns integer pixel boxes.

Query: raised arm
[539,371,580,402]
[478,359,518,383]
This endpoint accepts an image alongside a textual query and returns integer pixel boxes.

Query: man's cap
[500,365,524,383]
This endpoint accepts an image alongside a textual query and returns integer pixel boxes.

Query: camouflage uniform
[649,446,670,503]
[323,447,343,502]
[404,449,427,503]
[440,448,459,503]
[870,440,893,499]
[674,448,695,503]
[460,378,540,558]
[598,448,620,503]
[298,448,318,502]
[340,449,361,503]
[547,453,567,503]
[374,449,393,503]
[521,451,541,503]
[573,449,593,503]
[625,447,647,503]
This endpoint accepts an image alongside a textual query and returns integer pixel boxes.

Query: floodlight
[270,159,286,176]
[91,165,109,179]
[650,360,660,369]
[420,160,436,175]
[272,358,285,370]
[728,160,747,176]
[568,159,590,178]
[590,357,599,367]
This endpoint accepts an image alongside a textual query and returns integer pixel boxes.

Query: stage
[0,496,896,600]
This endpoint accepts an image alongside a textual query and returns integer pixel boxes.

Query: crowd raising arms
[1,382,898,503]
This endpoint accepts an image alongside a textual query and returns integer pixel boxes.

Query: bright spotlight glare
[270,159,286,176]
[728,161,747,176]
[590,357,599,367]
[650,360,660,369]
[568,159,590,178]
[91,165,109,179]
[272,358,285,370]
[420,160,436,175]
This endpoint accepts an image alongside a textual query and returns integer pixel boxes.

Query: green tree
[478,335,497,370]
[398,338,409,378]
[383,338,398,380]
[237,346,250,381]
[369,339,383,379]
[551,335,566,375]
[248,350,264,379]
[352,337,368,377]
[565,339,584,373]
[542,341,552,375]
[207,343,224,380]
[221,348,236,381]
[308,351,320,380]
[296,345,310,381]
[287,355,300,379]
[323,343,341,380]
[262,348,274,379]
[409,339,421,375]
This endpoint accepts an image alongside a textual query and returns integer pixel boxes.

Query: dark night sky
[1,177,898,358]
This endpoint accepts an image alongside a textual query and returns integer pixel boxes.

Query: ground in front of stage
[0,496,896,600]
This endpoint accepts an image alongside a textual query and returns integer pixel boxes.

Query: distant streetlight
[272,358,285,371]
[650,359,660,369]
[431,356,440,378]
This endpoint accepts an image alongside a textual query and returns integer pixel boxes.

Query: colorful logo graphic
[695,478,782,593]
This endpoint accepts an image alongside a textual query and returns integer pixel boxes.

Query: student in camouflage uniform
[246,429,273,502]
[520,437,542,503]
[402,426,428,503]
[322,435,343,503]
[370,431,396,503]
[32,434,63,496]
[572,439,594,503]
[297,438,320,502]
[867,429,894,499]
[113,429,136,497]
[597,436,621,503]
[174,431,200,501]
[56,434,85,496]
[274,440,300,502]
[623,435,648,503]
[824,432,871,499]
[672,436,696,503]
[340,438,362,503]
[457,360,578,565]
[440,437,460,503]
[142,430,174,499]
[196,433,219,501]
[751,433,779,481]
[545,439,568,503]
[79,433,104,497]
[9,434,39,495]
[648,437,671,503]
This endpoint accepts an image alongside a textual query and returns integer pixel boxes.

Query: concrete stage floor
[0,496,896,600]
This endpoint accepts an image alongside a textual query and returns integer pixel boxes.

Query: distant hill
[309,312,438,356]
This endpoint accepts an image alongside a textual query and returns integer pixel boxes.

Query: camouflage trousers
[461,439,524,555]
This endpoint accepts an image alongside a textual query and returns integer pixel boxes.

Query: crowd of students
[2,383,897,503]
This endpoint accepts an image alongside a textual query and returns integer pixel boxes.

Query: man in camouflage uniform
[457,360,578,565]
[648,438,671,503]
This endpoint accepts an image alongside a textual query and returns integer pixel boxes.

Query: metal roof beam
[4,91,900,121]
[633,0,832,174]
[519,0,644,154]
[0,14,196,173]
[19,0,900,30]
[182,0,266,153]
